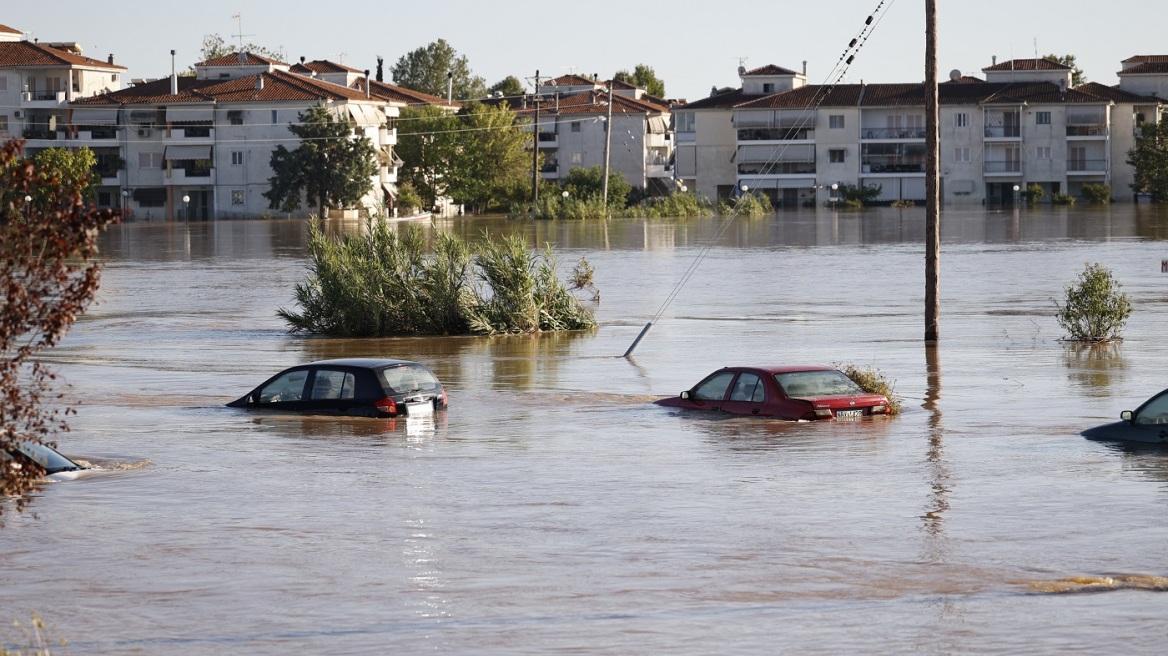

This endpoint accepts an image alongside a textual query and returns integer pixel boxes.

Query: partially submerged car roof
[726,365,838,375]
[306,358,423,369]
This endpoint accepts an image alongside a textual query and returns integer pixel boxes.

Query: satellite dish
[949,69,962,81]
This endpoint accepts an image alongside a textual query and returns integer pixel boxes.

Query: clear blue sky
[8,1,1165,100]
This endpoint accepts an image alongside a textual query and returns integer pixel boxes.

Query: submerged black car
[227,358,448,418]
[1081,387,1168,444]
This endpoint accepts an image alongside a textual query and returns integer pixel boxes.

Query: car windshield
[17,441,83,474]
[379,364,441,394]
[774,370,865,397]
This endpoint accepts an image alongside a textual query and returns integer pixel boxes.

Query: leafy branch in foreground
[278,219,597,336]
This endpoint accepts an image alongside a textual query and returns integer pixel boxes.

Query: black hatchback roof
[307,358,422,369]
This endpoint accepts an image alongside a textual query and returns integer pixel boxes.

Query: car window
[729,372,766,402]
[775,370,864,397]
[259,370,308,403]
[693,372,736,401]
[17,442,82,474]
[310,370,356,401]
[1135,393,1168,425]
[379,364,440,394]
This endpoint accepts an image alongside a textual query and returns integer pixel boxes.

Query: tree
[1,139,120,514]
[444,102,533,212]
[376,56,384,83]
[395,105,460,210]
[488,76,525,97]
[1055,262,1133,342]
[1043,53,1086,86]
[562,166,632,209]
[264,104,379,216]
[199,33,285,63]
[390,39,488,100]
[1127,120,1168,201]
[614,64,666,97]
[30,147,98,202]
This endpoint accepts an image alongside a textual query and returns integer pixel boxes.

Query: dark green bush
[1054,262,1132,342]
[1081,184,1112,205]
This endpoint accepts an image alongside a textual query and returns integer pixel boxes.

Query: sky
[7,1,1167,101]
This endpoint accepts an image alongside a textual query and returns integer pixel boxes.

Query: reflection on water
[1063,342,1128,394]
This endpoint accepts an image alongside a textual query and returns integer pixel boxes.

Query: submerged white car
[4,441,93,481]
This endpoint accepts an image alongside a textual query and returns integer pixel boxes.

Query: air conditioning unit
[138,128,151,137]
[13,110,22,119]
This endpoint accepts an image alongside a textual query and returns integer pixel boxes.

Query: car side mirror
[681,390,692,400]
[1121,410,1133,422]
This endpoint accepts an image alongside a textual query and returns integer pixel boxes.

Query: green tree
[561,165,632,209]
[445,102,533,212]
[264,104,379,216]
[1055,262,1133,342]
[488,76,525,97]
[614,64,666,97]
[1043,53,1086,86]
[30,147,98,202]
[395,105,460,210]
[391,39,488,100]
[1127,120,1168,201]
[1,139,120,515]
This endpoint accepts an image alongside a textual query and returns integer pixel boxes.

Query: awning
[165,145,212,161]
[347,104,382,126]
[648,116,669,134]
[71,108,119,125]
[129,110,156,124]
[165,105,214,123]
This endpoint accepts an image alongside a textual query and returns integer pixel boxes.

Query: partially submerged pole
[623,321,653,358]
[924,0,940,342]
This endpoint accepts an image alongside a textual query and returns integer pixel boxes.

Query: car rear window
[378,364,441,394]
[774,370,864,397]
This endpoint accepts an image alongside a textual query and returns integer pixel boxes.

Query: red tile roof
[290,59,363,75]
[1075,82,1160,103]
[743,64,800,76]
[73,69,376,106]
[544,74,598,87]
[351,78,458,107]
[1122,55,1168,64]
[982,58,1070,72]
[196,52,287,67]
[1119,62,1168,75]
[0,23,21,35]
[0,39,125,70]
[509,88,668,117]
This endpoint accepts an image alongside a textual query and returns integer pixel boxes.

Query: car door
[255,368,310,411]
[300,367,361,415]
[683,370,737,412]
[720,370,769,416]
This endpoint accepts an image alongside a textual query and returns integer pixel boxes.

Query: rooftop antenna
[336,51,348,64]
[231,13,254,50]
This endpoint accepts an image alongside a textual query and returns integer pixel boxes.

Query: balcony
[21,90,67,107]
[74,127,119,142]
[1067,159,1107,173]
[1066,125,1108,138]
[540,163,559,179]
[738,127,815,141]
[166,167,215,185]
[984,160,1022,174]
[861,127,925,140]
[862,159,924,174]
[164,127,215,143]
[984,126,1021,139]
[537,132,557,148]
[21,128,59,141]
[737,161,816,175]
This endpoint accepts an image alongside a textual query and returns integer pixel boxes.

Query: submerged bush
[718,192,773,217]
[1054,262,1133,342]
[836,363,901,415]
[279,219,597,336]
[1081,183,1113,205]
[628,191,715,218]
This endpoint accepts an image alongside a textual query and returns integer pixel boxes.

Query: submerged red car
[654,365,891,420]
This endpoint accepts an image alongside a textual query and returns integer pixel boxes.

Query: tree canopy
[488,76,526,97]
[1127,120,1168,201]
[1,139,120,514]
[395,105,460,210]
[1043,53,1086,86]
[264,104,379,216]
[391,39,488,100]
[614,64,666,97]
[199,33,285,63]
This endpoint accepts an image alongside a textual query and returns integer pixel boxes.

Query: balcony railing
[984,126,1021,138]
[1067,159,1107,172]
[862,128,926,139]
[738,127,814,141]
[22,128,58,140]
[984,160,1022,173]
[862,160,924,173]
[540,163,559,173]
[737,161,816,175]
[1066,125,1108,137]
[537,132,557,142]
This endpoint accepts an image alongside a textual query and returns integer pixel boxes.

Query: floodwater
[5,205,1168,654]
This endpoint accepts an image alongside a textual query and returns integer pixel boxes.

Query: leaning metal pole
[924,0,940,342]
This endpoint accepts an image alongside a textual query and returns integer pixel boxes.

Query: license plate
[405,401,433,416]
[835,409,864,419]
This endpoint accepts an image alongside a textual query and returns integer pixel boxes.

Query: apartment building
[675,60,1166,206]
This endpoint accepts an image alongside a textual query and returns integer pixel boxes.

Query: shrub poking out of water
[891,199,915,208]
[718,192,773,217]
[836,363,901,415]
[1081,183,1113,204]
[279,219,597,336]
[1052,192,1076,206]
[629,192,715,218]
[1025,183,1046,204]
[1054,262,1133,342]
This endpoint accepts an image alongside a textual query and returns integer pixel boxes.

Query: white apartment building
[499,75,675,196]
[675,60,1166,206]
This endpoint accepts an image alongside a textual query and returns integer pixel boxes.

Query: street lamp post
[182,194,190,220]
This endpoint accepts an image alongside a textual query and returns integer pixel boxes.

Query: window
[0,116,7,136]
[259,370,307,403]
[763,83,775,93]
[138,152,163,168]
[729,373,766,403]
[1036,111,1051,125]
[954,112,969,128]
[231,189,245,205]
[829,148,846,163]
[271,110,278,124]
[1036,146,1051,160]
[227,110,244,125]
[571,121,581,133]
[693,372,735,401]
[231,151,244,165]
[829,115,845,129]
[954,147,971,163]
[571,152,582,164]
[0,76,7,92]
[675,111,695,133]
[310,370,356,401]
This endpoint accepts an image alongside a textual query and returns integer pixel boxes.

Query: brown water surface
[5,206,1168,653]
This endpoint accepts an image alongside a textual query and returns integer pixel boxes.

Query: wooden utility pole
[531,70,540,209]
[924,0,940,342]
[602,84,613,215]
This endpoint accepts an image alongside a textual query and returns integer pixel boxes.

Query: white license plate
[835,409,864,419]
[405,401,434,416]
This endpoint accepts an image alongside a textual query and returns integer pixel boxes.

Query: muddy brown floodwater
[5,206,1168,654]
